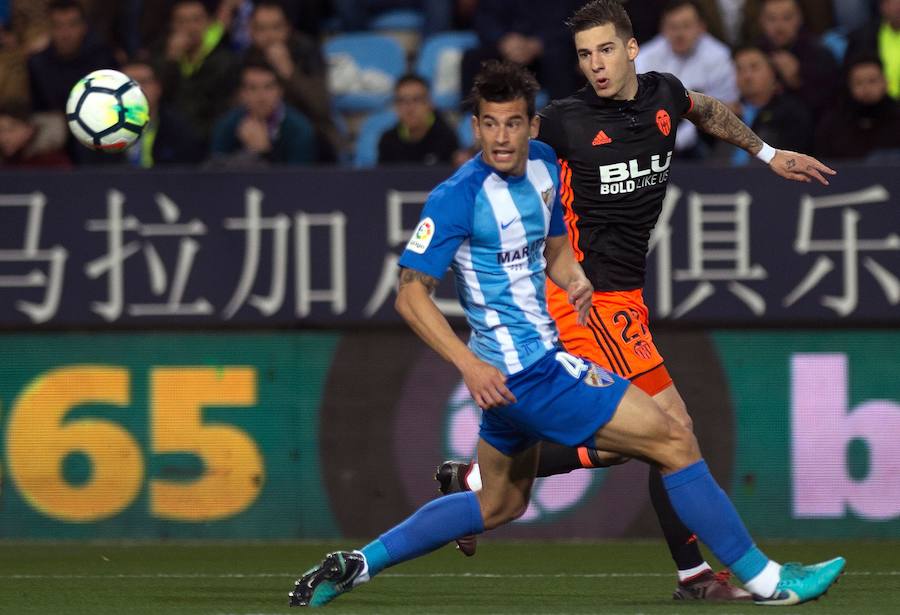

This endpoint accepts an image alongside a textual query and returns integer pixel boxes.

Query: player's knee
[666,420,700,468]
[478,494,529,530]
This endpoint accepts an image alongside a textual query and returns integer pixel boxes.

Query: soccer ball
[66,69,149,152]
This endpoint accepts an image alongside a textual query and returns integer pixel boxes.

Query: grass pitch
[0,540,896,614]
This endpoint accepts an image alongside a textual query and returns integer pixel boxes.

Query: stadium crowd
[1,0,899,169]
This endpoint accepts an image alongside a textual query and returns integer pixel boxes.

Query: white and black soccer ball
[66,69,149,152]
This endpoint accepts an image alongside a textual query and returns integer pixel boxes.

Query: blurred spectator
[636,0,738,159]
[742,0,834,43]
[9,0,51,53]
[815,55,900,159]
[756,0,839,115]
[244,0,342,162]
[378,74,458,165]
[461,0,584,102]
[332,0,452,36]
[156,0,239,144]
[621,0,667,43]
[847,0,900,99]
[832,0,878,33]
[121,59,205,167]
[731,45,813,164]
[0,102,70,168]
[0,20,29,107]
[27,0,117,113]
[210,60,316,165]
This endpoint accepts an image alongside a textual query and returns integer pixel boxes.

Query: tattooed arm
[685,91,836,185]
[395,267,515,408]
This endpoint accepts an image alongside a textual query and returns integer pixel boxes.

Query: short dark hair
[468,60,540,118]
[565,0,633,40]
[394,73,429,92]
[241,59,279,82]
[48,0,86,18]
[171,0,211,16]
[0,101,32,123]
[844,53,883,74]
[661,0,706,23]
[252,0,288,18]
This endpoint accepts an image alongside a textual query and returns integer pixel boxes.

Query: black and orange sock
[649,465,705,571]
[535,442,604,477]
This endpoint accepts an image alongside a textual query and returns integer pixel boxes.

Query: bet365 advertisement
[0,330,897,539]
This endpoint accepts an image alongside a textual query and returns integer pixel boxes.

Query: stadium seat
[822,28,848,63]
[456,113,475,149]
[325,33,406,112]
[369,9,424,32]
[354,109,399,168]
[415,31,479,110]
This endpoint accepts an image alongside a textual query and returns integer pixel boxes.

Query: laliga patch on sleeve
[406,217,435,254]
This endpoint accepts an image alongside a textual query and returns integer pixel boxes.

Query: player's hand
[237,117,271,154]
[460,358,517,410]
[567,277,593,327]
[770,50,801,88]
[165,31,190,60]
[265,43,295,79]
[769,150,836,186]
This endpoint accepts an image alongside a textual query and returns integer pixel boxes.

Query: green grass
[0,540,896,614]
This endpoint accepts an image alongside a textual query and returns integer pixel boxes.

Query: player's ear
[471,114,481,142]
[626,37,639,62]
[529,115,540,139]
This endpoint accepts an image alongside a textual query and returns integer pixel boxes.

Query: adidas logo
[592,130,612,146]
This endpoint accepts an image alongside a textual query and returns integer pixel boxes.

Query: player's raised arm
[395,267,516,409]
[684,91,836,185]
[543,235,593,327]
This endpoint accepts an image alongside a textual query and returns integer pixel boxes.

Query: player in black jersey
[432,0,836,602]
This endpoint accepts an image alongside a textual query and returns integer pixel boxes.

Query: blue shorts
[479,349,630,456]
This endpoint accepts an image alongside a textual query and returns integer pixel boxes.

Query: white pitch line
[0,571,896,580]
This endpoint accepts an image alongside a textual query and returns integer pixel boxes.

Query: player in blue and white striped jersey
[289,60,844,609]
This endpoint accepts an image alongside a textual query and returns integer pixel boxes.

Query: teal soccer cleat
[289,551,369,608]
[754,557,846,606]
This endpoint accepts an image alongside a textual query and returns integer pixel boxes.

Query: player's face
[574,24,639,100]
[394,81,432,132]
[661,5,705,56]
[882,0,900,28]
[123,63,162,113]
[250,6,291,48]
[240,68,283,119]
[172,2,209,51]
[473,98,538,176]
[49,8,87,57]
[849,63,887,106]
[735,49,778,102]
[0,115,34,158]
[760,0,802,49]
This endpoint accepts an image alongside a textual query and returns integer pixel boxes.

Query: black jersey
[538,72,693,291]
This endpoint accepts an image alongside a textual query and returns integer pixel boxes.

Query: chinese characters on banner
[0,167,897,325]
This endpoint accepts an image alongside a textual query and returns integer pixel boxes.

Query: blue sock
[361,491,484,577]
[662,459,768,583]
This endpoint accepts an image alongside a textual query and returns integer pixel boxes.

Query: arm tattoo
[686,92,763,154]
[398,267,439,293]
[786,158,797,169]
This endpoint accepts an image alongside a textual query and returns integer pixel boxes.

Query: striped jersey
[399,140,567,375]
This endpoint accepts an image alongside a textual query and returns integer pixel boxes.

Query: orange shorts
[546,280,672,396]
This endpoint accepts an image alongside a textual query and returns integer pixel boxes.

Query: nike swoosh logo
[500,217,519,230]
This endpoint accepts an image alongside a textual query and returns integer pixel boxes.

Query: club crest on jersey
[656,109,671,136]
[406,217,435,254]
[541,186,554,209]
[584,364,615,388]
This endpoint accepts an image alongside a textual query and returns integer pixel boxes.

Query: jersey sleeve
[658,72,694,117]
[548,184,566,238]
[537,103,568,158]
[398,185,472,280]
